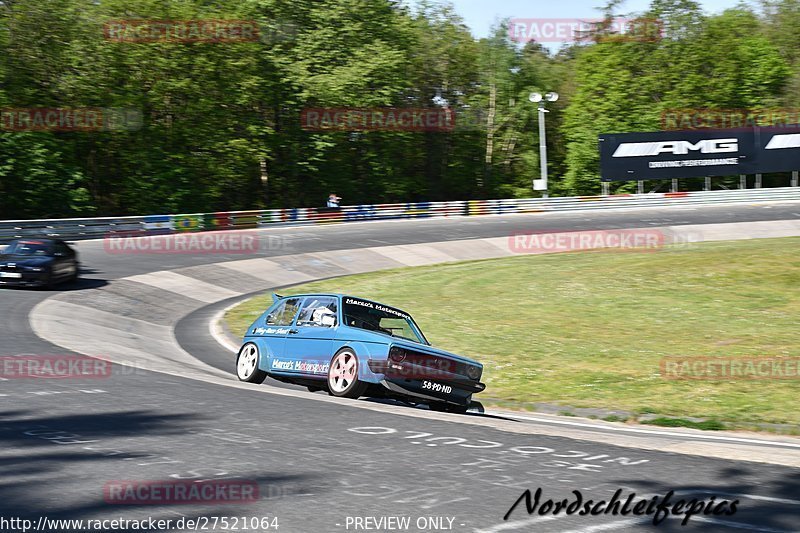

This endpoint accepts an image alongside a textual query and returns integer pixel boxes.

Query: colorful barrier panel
[231,211,261,229]
[143,215,173,234]
[173,214,204,232]
[204,212,233,230]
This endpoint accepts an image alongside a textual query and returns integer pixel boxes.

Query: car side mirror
[320,315,336,327]
[265,313,277,325]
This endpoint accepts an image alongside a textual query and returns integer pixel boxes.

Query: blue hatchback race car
[235,293,485,413]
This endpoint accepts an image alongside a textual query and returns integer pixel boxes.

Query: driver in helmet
[312,306,337,326]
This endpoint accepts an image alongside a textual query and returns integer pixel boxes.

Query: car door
[283,296,339,377]
[258,297,302,372]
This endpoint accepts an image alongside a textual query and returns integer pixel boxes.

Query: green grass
[225,237,800,428]
[641,418,727,431]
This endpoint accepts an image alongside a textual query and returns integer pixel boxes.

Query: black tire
[327,348,368,399]
[68,262,79,283]
[429,402,469,414]
[236,343,268,384]
[469,401,485,414]
[38,271,53,290]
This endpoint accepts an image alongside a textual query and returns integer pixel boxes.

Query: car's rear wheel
[328,349,367,399]
[236,343,267,384]
[429,402,469,414]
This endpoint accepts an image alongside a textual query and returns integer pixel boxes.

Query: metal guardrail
[2,187,800,242]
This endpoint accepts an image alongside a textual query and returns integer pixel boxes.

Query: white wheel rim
[237,344,258,380]
[329,351,357,393]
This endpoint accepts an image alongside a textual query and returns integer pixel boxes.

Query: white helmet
[312,306,336,325]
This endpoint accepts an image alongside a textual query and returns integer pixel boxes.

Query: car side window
[54,243,70,256]
[296,297,338,327]
[266,298,301,326]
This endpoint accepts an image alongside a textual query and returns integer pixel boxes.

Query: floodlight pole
[538,104,549,198]
[530,91,557,198]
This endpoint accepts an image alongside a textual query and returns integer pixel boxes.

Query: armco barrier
[2,187,800,241]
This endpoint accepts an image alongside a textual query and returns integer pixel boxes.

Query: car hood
[0,254,53,266]
[391,338,482,368]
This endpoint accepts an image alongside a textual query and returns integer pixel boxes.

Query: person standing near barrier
[327,194,341,208]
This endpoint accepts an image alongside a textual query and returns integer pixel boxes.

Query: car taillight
[389,346,406,363]
[467,365,481,380]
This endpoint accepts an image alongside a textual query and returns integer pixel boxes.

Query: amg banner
[759,128,800,173]
[599,127,800,181]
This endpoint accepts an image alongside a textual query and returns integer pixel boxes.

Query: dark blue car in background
[0,238,79,288]
[236,293,485,413]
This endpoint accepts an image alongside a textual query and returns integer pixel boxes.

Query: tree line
[0,0,798,219]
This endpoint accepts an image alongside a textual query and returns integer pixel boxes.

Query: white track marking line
[128,270,241,303]
[701,492,800,506]
[692,516,792,532]
[486,411,800,449]
[210,301,242,354]
[555,519,644,532]
[476,515,558,533]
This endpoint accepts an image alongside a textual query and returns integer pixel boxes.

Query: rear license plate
[0,272,22,279]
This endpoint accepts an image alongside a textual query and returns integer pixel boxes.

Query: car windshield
[342,297,428,344]
[3,241,51,256]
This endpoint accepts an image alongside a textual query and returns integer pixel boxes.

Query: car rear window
[266,298,301,326]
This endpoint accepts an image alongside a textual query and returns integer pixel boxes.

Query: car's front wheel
[68,262,79,283]
[38,270,53,289]
[328,349,367,399]
[236,343,267,384]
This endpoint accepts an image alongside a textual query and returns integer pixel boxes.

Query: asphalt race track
[3,202,800,532]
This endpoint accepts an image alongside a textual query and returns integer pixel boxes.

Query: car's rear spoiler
[272,293,284,303]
